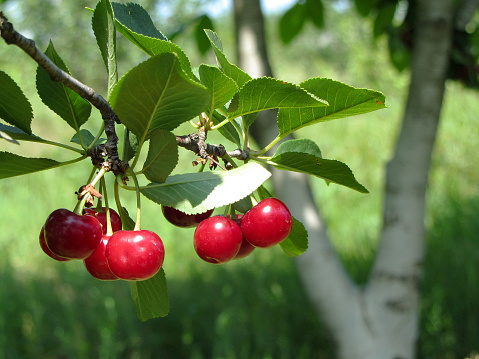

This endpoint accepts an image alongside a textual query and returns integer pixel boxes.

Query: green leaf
[279,217,308,256]
[130,268,169,321]
[195,15,214,55]
[112,2,167,40]
[110,53,210,141]
[123,129,139,163]
[36,42,92,132]
[373,3,396,38]
[199,64,239,111]
[228,77,328,127]
[0,71,33,134]
[111,2,194,78]
[306,0,325,29]
[277,78,386,136]
[118,206,136,231]
[0,124,48,144]
[211,111,241,147]
[279,3,306,44]
[205,30,252,88]
[141,162,271,215]
[70,129,102,148]
[142,129,178,183]
[0,152,61,179]
[92,0,118,97]
[268,143,368,193]
[272,138,322,158]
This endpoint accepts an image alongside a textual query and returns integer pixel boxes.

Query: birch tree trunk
[234,0,454,357]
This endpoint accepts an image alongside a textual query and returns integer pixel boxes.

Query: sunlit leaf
[205,30,252,88]
[141,162,271,215]
[277,78,386,136]
[110,53,210,141]
[228,77,328,127]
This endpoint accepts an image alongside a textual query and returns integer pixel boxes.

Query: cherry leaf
[0,152,61,179]
[279,217,308,257]
[277,78,386,136]
[204,30,252,88]
[0,71,33,134]
[109,53,210,140]
[92,0,117,97]
[268,141,368,193]
[130,268,169,321]
[142,129,178,183]
[227,77,328,127]
[141,162,271,215]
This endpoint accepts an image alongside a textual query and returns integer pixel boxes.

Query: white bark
[233,0,454,357]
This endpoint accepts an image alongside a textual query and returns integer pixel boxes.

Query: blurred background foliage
[0,0,478,358]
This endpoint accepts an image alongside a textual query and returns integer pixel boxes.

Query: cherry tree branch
[0,12,127,175]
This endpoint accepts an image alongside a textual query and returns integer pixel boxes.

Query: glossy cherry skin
[44,208,103,259]
[229,215,255,260]
[240,198,293,248]
[105,230,165,281]
[39,226,71,262]
[194,215,242,264]
[84,235,119,280]
[84,207,122,234]
[161,205,214,228]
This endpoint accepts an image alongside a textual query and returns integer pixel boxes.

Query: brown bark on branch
[0,12,127,175]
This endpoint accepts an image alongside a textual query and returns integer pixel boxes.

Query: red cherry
[194,215,242,264]
[229,215,255,260]
[84,207,122,234]
[39,226,71,262]
[240,198,293,248]
[161,205,214,228]
[44,208,103,259]
[84,235,119,280]
[105,230,165,281]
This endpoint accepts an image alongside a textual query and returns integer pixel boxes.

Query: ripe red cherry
[105,230,165,281]
[39,226,71,262]
[194,215,242,264]
[84,207,122,234]
[229,215,255,260]
[161,205,214,228]
[240,198,293,248]
[44,208,103,259]
[84,235,119,280]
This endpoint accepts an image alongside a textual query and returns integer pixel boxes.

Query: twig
[0,12,127,175]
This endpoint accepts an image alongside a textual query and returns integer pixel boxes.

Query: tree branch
[0,12,127,175]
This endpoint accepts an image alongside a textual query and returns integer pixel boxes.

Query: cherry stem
[90,167,107,187]
[73,194,89,215]
[101,177,113,236]
[127,169,142,231]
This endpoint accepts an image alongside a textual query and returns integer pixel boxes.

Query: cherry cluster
[162,198,293,264]
[39,207,165,281]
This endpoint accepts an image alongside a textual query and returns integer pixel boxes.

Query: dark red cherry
[44,208,103,259]
[161,205,214,228]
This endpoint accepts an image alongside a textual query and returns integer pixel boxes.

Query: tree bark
[233,0,454,358]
